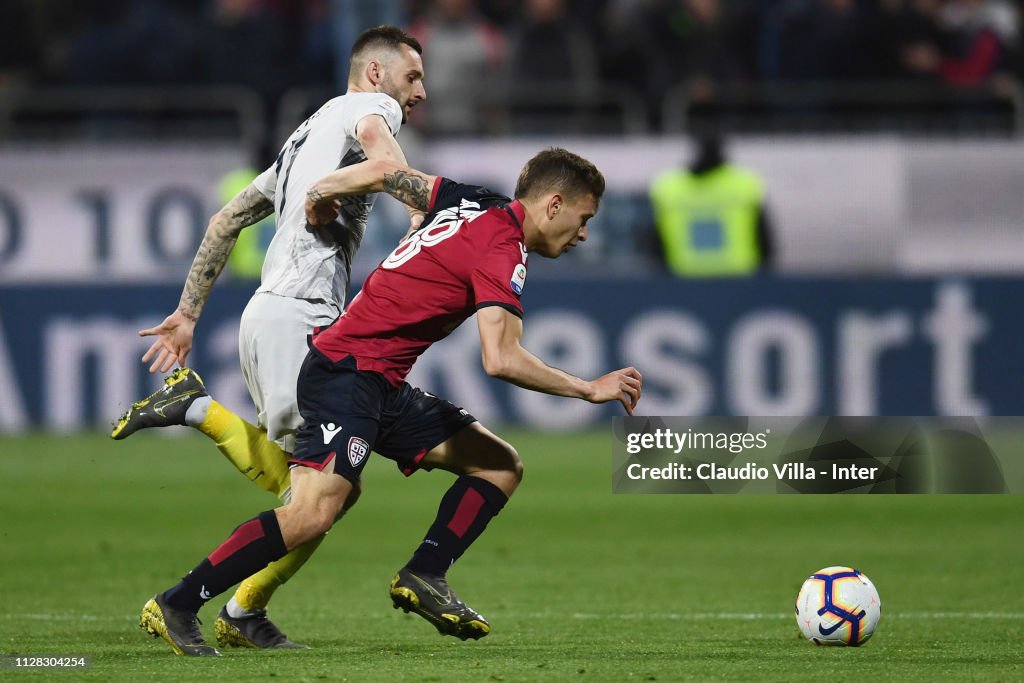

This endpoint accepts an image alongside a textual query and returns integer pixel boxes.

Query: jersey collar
[505,199,526,229]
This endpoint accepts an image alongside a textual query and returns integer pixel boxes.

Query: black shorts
[290,346,477,484]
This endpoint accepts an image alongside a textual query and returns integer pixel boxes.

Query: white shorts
[238,292,341,453]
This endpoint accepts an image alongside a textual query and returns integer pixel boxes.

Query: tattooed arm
[356,114,426,232]
[137,183,273,373]
[382,168,435,215]
[177,184,273,319]
[305,159,437,226]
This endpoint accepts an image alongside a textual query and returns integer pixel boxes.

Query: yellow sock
[234,534,327,611]
[198,400,291,498]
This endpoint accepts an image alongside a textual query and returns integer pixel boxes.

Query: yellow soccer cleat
[389,568,490,641]
[139,593,220,657]
[213,606,309,650]
[112,368,207,440]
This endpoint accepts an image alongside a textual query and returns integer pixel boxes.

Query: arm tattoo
[383,170,432,213]
[226,185,274,226]
[178,185,273,320]
[307,187,326,205]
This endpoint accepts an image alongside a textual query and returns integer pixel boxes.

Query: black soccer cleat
[139,593,221,657]
[389,568,491,640]
[111,367,207,440]
[213,606,310,650]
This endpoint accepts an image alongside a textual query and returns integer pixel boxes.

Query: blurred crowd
[1,0,1022,133]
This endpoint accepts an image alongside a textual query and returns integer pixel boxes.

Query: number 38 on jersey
[383,199,487,270]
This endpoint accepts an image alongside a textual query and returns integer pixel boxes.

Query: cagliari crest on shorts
[348,436,370,467]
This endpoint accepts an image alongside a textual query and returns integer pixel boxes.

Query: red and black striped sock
[406,476,508,577]
[163,510,288,612]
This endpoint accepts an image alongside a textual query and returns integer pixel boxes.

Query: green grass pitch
[1,430,1022,681]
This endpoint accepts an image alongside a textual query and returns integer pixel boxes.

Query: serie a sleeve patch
[510,263,527,295]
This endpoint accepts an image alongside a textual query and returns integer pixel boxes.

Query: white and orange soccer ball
[795,566,881,646]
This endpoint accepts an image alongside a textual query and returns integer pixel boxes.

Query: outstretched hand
[588,367,643,415]
[139,309,197,374]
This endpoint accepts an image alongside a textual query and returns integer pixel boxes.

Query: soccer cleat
[139,593,221,657]
[389,568,491,641]
[214,606,310,650]
[111,367,207,440]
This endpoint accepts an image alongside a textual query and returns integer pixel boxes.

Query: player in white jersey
[112,26,426,654]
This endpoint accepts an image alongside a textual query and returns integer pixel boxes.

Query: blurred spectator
[477,0,522,23]
[5,0,1024,140]
[648,134,773,276]
[504,0,599,131]
[757,0,877,81]
[863,0,928,80]
[0,0,39,88]
[62,0,203,86]
[600,0,651,97]
[329,0,405,90]
[409,0,505,135]
[61,0,131,85]
[902,0,1019,87]
[629,0,751,129]
[265,0,335,87]
[667,0,747,83]
[200,0,291,101]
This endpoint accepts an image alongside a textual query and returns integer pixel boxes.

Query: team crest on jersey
[510,263,527,295]
[348,437,370,467]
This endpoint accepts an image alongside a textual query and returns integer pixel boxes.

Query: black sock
[163,510,288,612]
[406,476,508,576]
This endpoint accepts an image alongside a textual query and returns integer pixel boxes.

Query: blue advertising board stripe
[0,277,1020,432]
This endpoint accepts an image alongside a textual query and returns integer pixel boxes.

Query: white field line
[5,611,1023,623]
[566,612,1024,620]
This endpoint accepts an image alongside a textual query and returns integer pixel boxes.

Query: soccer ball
[795,566,881,646]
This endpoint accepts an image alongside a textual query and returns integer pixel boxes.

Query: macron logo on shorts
[348,436,369,468]
[321,422,343,444]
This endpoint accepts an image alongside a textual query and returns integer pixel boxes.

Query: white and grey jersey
[252,91,403,305]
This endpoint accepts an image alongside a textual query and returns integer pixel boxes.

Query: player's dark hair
[514,148,605,202]
[350,25,422,62]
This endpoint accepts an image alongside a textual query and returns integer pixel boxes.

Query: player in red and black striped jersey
[146,148,643,644]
